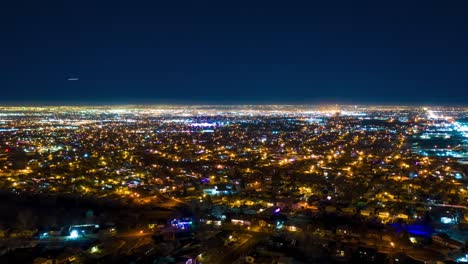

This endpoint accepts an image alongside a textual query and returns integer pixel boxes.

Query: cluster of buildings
[0,105,467,263]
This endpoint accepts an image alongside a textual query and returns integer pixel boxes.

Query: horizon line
[0,103,467,108]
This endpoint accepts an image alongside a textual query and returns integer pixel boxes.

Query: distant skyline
[1,1,468,104]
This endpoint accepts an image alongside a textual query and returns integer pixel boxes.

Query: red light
[4,148,9,153]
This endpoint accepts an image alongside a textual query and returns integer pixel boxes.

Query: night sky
[1,1,468,105]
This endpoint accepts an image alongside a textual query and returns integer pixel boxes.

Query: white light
[457,254,468,263]
[441,217,453,224]
[69,230,79,239]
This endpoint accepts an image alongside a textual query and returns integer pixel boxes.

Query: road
[213,232,268,264]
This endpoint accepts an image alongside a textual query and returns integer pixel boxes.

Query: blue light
[390,222,431,237]
[171,218,193,230]
[408,229,428,236]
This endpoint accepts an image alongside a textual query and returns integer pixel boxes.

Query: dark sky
[1,1,468,105]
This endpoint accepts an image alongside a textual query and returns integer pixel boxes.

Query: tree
[211,205,226,219]
[16,210,37,230]
[40,214,57,228]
